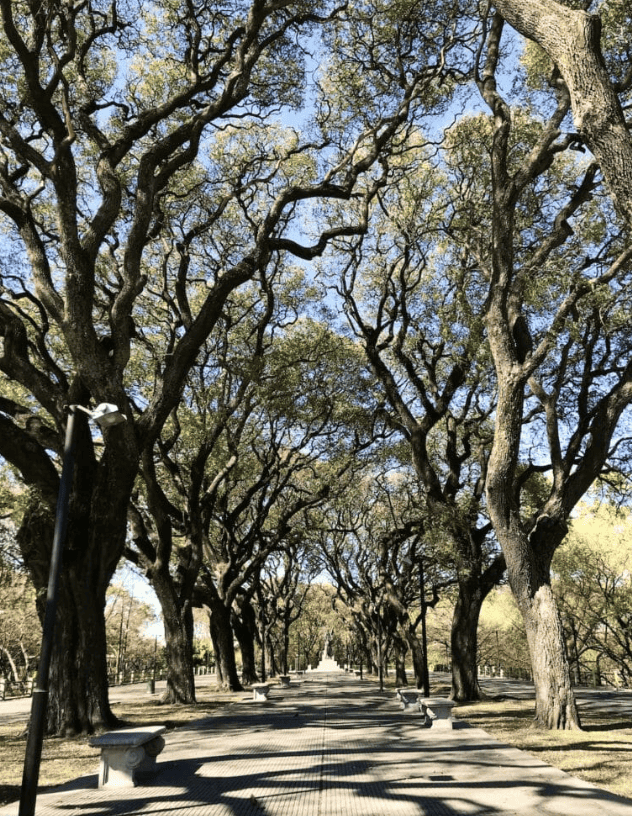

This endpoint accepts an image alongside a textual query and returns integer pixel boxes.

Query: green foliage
[0,552,39,681]
[287,583,343,669]
[478,588,530,675]
[553,502,632,686]
[105,573,160,677]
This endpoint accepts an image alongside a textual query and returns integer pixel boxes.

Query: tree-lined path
[2,674,631,816]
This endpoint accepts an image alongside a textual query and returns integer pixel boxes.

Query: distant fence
[106,666,216,686]
[478,664,533,681]
[0,666,218,700]
[0,677,34,700]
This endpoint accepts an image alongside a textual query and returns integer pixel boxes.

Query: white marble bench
[420,696,456,729]
[395,691,456,728]
[89,725,166,788]
[396,687,423,713]
[252,682,271,701]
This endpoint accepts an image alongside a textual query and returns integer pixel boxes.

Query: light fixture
[73,402,127,428]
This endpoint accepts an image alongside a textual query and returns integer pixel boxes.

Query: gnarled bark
[18,479,124,736]
[494,0,632,227]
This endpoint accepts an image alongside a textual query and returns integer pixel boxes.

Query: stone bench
[252,682,271,701]
[89,725,166,788]
[420,696,457,729]
[396,687,424,713]
[395,691,456,728]
[278,675,291,687]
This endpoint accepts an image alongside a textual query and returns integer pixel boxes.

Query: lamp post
[403,553,430,696]
[19,403,126,816]
[418,558,430,697]
[378,606,384,692]
[371,593,385,692]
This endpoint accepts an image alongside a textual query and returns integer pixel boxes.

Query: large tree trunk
[394,639,408,686]
[19,485,122,736]
[512,570,580,729]
[266,637,278,678]
[405,629,425,691]
[45,572,115,735]
[480,40,583,724]
[281,615,291,675]
[155,581,196,705]
[451,555,506,702]
[485,389,582,728]
[15,406,138,737]
[208,600,243,691]
[451,578,483,703]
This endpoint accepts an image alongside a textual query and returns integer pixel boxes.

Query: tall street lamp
[371,591,386,693]
[418,558,430,697]
[403,553,430,696]
[19,403,126,816]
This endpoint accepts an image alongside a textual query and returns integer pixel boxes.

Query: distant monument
[310,629,343,673]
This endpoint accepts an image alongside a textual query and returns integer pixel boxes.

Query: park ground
[1,673,631,807]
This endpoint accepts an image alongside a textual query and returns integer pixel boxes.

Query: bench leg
[98,746,144,787]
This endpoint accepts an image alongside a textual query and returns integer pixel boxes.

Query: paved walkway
[2,673,632,816]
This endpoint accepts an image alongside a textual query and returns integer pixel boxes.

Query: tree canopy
[2,0,632,734]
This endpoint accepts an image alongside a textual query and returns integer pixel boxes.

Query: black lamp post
[371,592,385,692]
[378,607,384,692]
[19,403,126,816]
[403,552,430,696]
[418,558,430,697]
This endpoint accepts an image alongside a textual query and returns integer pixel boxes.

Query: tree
[329,155,506,699]
[552,502,632,687]
[473,3,632,729]
[0,0,427,734]
[104,579,158,681]
[126,269,281,703]
[317,469,455,691]
[0,467,37,683]
[493,0,632,225]
[253,542,318,678]
[191,318,380,689]
[0,554,39,683]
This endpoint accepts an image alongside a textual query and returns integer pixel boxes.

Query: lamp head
[90,403,127,428]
